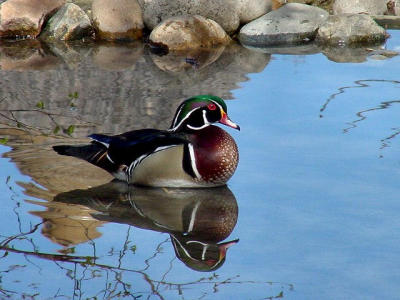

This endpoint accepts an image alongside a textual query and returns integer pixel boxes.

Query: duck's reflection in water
[29,182,238,271]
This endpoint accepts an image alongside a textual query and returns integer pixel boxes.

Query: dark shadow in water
[30,182,239,272]
[320,79,400,152]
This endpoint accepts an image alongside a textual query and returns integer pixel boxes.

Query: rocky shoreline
[0,0,399,51]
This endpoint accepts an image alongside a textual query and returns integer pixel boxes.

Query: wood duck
[53,95,240,188]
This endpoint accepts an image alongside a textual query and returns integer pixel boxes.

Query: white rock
[239,3,328,46]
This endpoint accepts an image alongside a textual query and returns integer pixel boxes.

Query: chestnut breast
[190,125,239,184]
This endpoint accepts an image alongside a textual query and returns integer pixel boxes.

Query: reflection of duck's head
[171,235,238,272]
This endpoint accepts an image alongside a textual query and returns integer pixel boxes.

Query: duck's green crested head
[170,95,239,132]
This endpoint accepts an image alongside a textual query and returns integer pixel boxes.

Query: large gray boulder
[316,14,387,45]
[239,3,328,47]
[92,0,143,41]
[41,3,92,41]
[138,0,272,34]
[333,0,387,15]
[0,0,65,38]
[149,15,231,50]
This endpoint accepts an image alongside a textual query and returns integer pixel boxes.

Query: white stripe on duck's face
[169,99,224,132]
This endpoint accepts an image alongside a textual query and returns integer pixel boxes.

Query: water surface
[1,32,400,299]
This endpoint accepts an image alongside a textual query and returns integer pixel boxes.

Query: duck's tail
[53,143,118,174]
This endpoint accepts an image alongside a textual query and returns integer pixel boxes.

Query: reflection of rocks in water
[1,127,112,195]
[242,42,321,55]
[321,44,384,63]
[0,40,269,137]
[0,39,61,70]
[92,41,144,70]
[50,182,239,271]
[29,200,106,251]
[150,46,226,72]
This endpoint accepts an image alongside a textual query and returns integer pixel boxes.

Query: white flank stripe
[188,143,201,180]
[106,153,115,164]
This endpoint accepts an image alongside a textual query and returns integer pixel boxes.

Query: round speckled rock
[149,15,231,50]
[92,0,143,41]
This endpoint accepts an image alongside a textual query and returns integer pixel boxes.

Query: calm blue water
[1,32,400,299]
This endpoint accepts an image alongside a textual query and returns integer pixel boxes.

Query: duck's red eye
[207,103,216,111]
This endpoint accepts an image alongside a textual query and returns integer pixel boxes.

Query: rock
[333,0,387,15]
[41,3,92,41]
[389,0,400,16]
[239,3,329,47]
[316,14,387,46]
[92,0,143,41]
[287,0,335,13]
[238,0,272,24]
[149,15,231,51]
[272,0,285,10]
[385,0,396,15]
[396,0,400,15]
[373,15,400,29]
[0,0,65,38]
[67,0,92,17]
[139,0,272,34]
